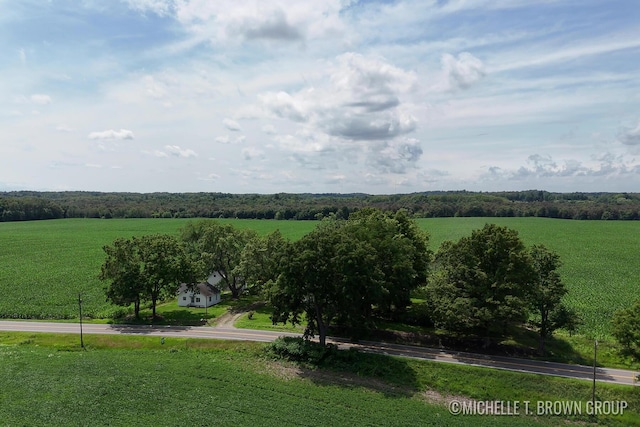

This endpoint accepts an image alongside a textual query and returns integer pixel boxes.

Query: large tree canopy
[344,209,431,318]
[528,244,578,354]
[269,210,431,346]
[612,299,640,359]
[237,229,290,295]
[181,221,258,299]
[270,220,383,346]
[427,223,533,339]
[100,237,144,318]
[100,234,194,318]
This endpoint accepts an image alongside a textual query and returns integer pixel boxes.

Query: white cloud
[489,153,640,181]
[242,146,265,160]
[368,138,423,174]
[241,8,302,41]
[441,52,485,90]
[88,129,135,140]
[18,48,26,65]
[261,124,277,135]
[30,94,52,105]
[168,0,345,45]
[164,145,198,158]
[223,118,242,131]
[124,0,176,16]
[490,36,640,73]
[618,122,640,146]
[198,173,220,181]
[216,135,245,144]
[260,52,419,142]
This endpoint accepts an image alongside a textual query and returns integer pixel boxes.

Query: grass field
[0,217,638,338]
[1,332,638,426]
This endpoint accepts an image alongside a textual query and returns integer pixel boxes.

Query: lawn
[1,332,637,426]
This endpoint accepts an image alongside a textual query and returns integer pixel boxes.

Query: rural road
[0,320,637,387]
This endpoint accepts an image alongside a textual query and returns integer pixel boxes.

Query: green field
[0,219,315,320]
[0,217,638,338]
[1,333,637,426]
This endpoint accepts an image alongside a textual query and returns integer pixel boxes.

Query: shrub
[266,337,337,364]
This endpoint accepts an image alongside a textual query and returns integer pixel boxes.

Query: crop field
[418,218,640,338]
[0,219,315,320]
[2,334,638,426]
[0,217,638,337]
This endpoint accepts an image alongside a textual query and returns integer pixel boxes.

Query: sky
[1,0,639,194]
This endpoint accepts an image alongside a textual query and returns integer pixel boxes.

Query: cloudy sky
[2,0,639,194]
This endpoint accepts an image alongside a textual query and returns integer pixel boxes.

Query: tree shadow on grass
[108,323,193,334]
[296,347,420,399]
[369,324,591,365]
[108,309,214,327]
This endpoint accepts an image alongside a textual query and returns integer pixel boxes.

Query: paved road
[0,321,637,386]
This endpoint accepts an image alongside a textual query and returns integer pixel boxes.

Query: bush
[266,337,337,364]
[400,302,434,327]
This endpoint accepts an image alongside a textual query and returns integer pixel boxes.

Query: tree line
[3,190,640,222]
[100,209,580,354]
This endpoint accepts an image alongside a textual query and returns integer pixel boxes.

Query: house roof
[178,282,221,297]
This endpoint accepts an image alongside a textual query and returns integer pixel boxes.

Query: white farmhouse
[177,273,223,308]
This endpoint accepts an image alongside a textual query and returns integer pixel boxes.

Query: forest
[1,190,640,222]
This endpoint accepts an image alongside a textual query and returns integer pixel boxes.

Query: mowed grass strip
[1,217,639,338]
[2,332,633,426]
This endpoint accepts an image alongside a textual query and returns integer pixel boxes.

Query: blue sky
[2,0,639,194]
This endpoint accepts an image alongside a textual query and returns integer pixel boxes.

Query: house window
[196,297,201,302]
[182,297,186,301]
[209,296,212,301]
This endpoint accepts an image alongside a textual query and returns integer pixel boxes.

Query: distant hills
[1,190,639,221]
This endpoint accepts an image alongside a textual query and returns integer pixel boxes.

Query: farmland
[1,333,638,426]
[0,217,638,338]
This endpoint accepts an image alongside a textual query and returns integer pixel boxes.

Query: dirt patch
[419,389,474,407]
[259,360,303,381]
[213,311,244,328]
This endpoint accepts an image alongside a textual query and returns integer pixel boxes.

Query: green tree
[136,234,195,318]
[270,220,383,346]
[427,224,533,340]
[100,237,144,318]
[612,299,640,358]
[270,210,430,345]
[346,208,431,318]
[100,234,194,319]
[237,230,290,295]
[181,220,258,299]
[528,244,578,354]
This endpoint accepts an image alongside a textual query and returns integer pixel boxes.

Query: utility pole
[592,339,598,411]
[78,293,84,348]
